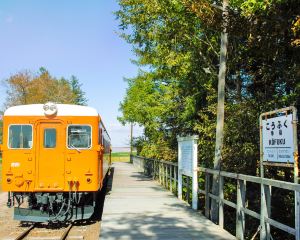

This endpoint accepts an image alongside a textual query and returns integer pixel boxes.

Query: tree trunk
[211,0,229,223]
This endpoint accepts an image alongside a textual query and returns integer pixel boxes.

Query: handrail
[199,167,300,192]
[134,155,178,166]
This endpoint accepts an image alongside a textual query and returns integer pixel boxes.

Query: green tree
[117,0,300,237]
[117,0,300,170]
[69,76,88,106]
[4,69,87,107]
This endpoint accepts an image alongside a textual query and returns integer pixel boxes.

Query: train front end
[0,103,110,222]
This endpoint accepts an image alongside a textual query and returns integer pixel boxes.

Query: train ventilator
[0,103,111,222]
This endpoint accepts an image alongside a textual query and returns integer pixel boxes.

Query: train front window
[67,125,91,149]
[8,125,33,149]
[44,128,56,148]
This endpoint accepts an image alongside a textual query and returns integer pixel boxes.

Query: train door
[36,122,65,190]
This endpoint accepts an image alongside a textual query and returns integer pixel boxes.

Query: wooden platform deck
[100,162,235,240]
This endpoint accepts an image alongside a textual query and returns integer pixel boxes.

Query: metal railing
[131,155,300,240]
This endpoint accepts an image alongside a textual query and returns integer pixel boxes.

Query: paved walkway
[100,162,235,240]
[0,192,7,205]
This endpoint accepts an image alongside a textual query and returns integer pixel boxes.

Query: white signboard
[177,135,198,210]
[179,140,194,177]
[262,114,294,163]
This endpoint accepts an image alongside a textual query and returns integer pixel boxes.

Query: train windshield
[44,128,56,148]
[8,125,33,149]
[67,125,91,149]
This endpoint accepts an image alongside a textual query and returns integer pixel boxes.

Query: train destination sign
[262,114,295,163]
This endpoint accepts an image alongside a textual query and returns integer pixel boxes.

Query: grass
[111,152,131,162]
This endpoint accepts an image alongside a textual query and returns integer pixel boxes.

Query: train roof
[4,104,99,117]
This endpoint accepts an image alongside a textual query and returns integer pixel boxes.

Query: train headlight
[43,102,57,116]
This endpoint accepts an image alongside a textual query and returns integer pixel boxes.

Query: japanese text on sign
[177,135,199,210]
[262,114,294,163]
[180,142,193,175]
[178,136,198,177]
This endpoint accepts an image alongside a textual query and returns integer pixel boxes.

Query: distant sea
[112,147,133,153]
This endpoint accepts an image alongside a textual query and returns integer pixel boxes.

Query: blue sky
[0,1,143,148]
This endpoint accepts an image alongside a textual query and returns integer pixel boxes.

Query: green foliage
[117,0,299,237]
[111,152,130,157]
[111,152,130,162]
[69,76,88,106]
[230,0,285,16]
[131,136,146,155]
[4,69,87,107]
[117,0,299,172]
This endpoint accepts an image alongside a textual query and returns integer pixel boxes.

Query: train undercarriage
[7,191,99,222]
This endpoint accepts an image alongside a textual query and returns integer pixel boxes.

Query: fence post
[192,170,198,210]
[174,166,177,195]
[151,159,154,177]
[162,163,165,186]
[170,165,173,192]
[192,140,198,210]
[161,163,164,186]
[178,169,183,200]
[156,160,159,180]
[153,160,157,180]
[165,164,168,188]
[260,184,271,240]
[162,164,164,186]
[144,158,147,175]
[205,172,210,218]
[295,191,300,240]
[159,162,162,184]
[219,175,224,228]
[163,164,165,187]
[161,163,165,186]
[236,179,246,239]
[163,164,166,187]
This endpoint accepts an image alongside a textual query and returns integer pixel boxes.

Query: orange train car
[0,102,111,222]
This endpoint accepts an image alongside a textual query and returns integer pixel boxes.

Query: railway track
[14,222,81,240]
[0,190,104,240]
[0,203,101,240]
[14,224,35,240]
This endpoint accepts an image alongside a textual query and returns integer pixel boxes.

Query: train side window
[8,125,33,149]
[67,125,91,149]
[98,128,102,144]
[44,128,56,148]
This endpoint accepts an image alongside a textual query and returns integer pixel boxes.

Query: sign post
[262,113,295,164]
[177,135,199,210]
[259,106,298,240]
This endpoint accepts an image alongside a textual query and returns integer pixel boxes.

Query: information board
[177,135,198,210]
[179,140,194,176]
[262,114,295,163]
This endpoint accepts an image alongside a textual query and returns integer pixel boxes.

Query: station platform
[100,162,235,240]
